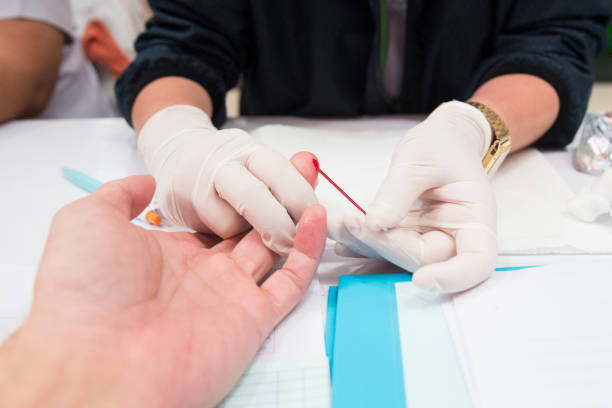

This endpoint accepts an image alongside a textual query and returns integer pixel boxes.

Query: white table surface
[1,117,611,406]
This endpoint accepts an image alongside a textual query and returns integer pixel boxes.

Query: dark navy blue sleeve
[470,1,611,148]
[115,0,252,127]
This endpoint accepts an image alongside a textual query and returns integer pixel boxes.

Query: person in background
[0,0,113,124]
[0,153,326,407]
[116,1,612,293]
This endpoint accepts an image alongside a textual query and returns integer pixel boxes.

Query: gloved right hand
[328,101,499,293]
[138,105,318,256]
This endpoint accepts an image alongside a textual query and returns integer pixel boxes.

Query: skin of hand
[470,73,560,151]
[0,19,63,123]
[0,152,326,408]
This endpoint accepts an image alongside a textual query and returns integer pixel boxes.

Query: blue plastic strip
[495,265,543,271]
[331,273,411,408]
[325,286,338,379]
[61,168,103,193]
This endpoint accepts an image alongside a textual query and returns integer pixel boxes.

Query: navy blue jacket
[116,0,611,147]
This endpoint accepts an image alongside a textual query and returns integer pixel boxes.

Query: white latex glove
[139,105,318,255]
[329,101,498,293]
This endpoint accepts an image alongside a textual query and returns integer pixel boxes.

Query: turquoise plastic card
[331,273,411,408]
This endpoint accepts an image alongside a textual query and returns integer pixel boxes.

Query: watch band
[467,101,512,175]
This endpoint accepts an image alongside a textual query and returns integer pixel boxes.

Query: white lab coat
[0,0,114,119]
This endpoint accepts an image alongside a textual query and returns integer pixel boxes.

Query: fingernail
[429,280,443,292]
[414,276,442,292]
[365,210,390,231]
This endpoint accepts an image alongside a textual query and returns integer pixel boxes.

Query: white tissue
[567,192,611,222]
[567,167,612,223]
[590,168,612,203]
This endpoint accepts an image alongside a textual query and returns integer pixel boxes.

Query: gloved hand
[329,101,498,293]
[138,105,318,255]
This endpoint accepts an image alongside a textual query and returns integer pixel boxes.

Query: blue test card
[331,273,411,408]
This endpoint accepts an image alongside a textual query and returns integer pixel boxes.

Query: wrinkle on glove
[139,105,318,256]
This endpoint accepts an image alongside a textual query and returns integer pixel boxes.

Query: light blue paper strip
[332,273,411,408]
[325,286,338,378]
[495,265,543,271]
[62,168,103,193]
[395,283,473,408]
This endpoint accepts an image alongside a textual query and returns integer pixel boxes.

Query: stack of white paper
[449,261,612,408]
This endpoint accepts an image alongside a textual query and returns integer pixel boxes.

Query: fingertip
[299,204,327,234]
[290,151,318,188]
[412,257,494,294]
[343,211,364,237]
[92,174,156,219]
[128,174,156,199]
[365,203,402,231]
[411,271,443,292]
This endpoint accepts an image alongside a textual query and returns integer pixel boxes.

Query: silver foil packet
[574,112,612,175]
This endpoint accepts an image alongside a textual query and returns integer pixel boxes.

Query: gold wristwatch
[467,101,512,175]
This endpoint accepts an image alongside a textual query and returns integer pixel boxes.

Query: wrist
[138,104,217,166]
[429,101,492,158]
[0,324,126,407]
[466,100,512,175]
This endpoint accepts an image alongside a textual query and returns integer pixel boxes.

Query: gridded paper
[218,359,331,408]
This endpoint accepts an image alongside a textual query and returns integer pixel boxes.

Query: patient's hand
[0,154,325,408]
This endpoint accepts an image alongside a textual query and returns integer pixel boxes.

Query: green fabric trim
[378,0,390,78]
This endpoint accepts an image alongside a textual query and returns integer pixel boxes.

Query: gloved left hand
[329,101,499,293]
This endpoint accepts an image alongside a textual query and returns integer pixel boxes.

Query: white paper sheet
[0,264,37,342]
[492,149,612,253]
[450,260,612,408]
[252,281,328,365]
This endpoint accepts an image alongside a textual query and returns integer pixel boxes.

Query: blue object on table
[331,273,411,408]
[61,168,103,193]
[495,265,543,271]
[325,285,338,378]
